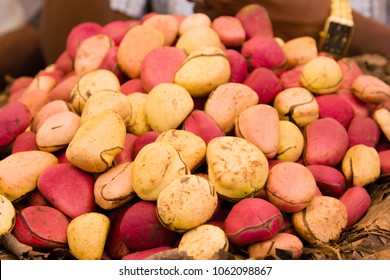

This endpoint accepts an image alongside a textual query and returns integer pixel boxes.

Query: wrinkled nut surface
[273,87,319,127]
[276,120,304,162]
[80,90,132,124]
[341,144,381,187]
[0,194,16,234]
[0,151,58,202]
[292,196,348,245]
[66,110,126,173]
[174,46,231,97]
[144,83,194,132]
[36,111,81,152]
[70,69,120,114]
[265,162,317,213]
[67,212,110,260]
[206,136,269,201]
[300,56,342,94]
[205,83,259,133]
[248,232,304,259]
[178,224,228,260]
[157,174,218,232]
[132,141,189,201]
[156,129,206,171]
[94,162,135,210]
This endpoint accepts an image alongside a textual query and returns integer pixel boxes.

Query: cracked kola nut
[273,87,319,127]
[224,197,283,246]
[80,89,132,125]
[300,56,343,94]
[37,162,95,219]
[339,186,371,228]
[94,162,135,210]
[13,206,69,249]
[248,232,304,260]
[178,224,229,260]
[341,144,381,187]
[66,110,126,173]
[156,174,219,232]
[204,83,259,134]
[31,100,72,133]
[306,164,347,198]
[36,111,81,153]
[265,161,317,213]
[303,117,349,166]
[235,104,280,159]
[0,194,16,235]
[352,74,390,104]
[156,129,206,171]
[276,120,304,162]
[70,69,120,114]
[0,151,58,202]
[126,92,151,136]
[131,141,189,201]
[206,136,269,201]
[67,212,110,260]
[292,196,348,245]
[174,46,231,98]
[144,83,194,133]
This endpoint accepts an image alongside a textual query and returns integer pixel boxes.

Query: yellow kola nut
[67,212,110,260]
[342,144,381,186]
[0,194,16,235]
[276,120,304,162]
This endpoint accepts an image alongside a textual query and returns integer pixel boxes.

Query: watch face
[321,22,353,57]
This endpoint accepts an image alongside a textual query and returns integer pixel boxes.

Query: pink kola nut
[211,16,246,48]
[225,49,248,83]
[120,79,144,95]
[241,35,287,71]
[243,67,283,104]
[182,110,224,144]
[316,94,355,128]
[49,74,81,102]
[66,22,102,59]
[101,20,139,46]
[304,117,349,166]
[265,162,317,213]
[337,57,363,90]
[11,131,38,153]
[37,162,96,219]
[306,165,347,198]
[379,150,390,174]
[99,46,127,84]
[0,101,31,149]
[119,201,179,251]
[339,186,371,227]
[140,46,186,93]
[279,65,304,89]
[224,198,283,246]
[12,206,69,249]
[114,133,138,165]
[235,4,273,39]
[347,116,381,148]
[336,89,369,118]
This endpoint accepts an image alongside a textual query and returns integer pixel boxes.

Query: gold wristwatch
[318,0,354,59]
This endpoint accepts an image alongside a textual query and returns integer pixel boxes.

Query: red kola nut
[224,198,283,246]
[339,186,371,227]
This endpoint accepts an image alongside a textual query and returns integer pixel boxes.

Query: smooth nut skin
[224,198,283,246]
[276,120,304,162]
[0,194,16,235]
[292,196,348,245]
[248,232,304,260]
[372,101,390,141]
[352,74,390,104]
[132,141,189,201]
[342,144,381,187]
[339,186,371,227]
[126,92,151,136]
[300,56,342,94]
[157,174,218,232]
[265,162,317,213]
[206,136,269,201]
[273,87,319,127]
[174,46,231,98]
[178,224,229,260]
[67,212,110,260]
[282,36,318,68]
[176,26,221,55]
